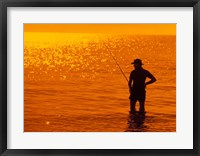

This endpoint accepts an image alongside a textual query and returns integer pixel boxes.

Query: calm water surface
[24,33,176,132]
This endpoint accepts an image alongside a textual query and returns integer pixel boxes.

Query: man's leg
[139,101,145,113]
[130,100,136,114]
[139,91,146,113]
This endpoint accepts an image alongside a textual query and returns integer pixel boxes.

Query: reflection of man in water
[128,59,156,114]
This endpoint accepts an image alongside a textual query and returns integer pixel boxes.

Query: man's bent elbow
[153,77,157,83]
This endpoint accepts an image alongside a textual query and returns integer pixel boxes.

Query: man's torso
[130,68,150,92]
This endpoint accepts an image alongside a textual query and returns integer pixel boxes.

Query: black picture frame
[0,0,199,155]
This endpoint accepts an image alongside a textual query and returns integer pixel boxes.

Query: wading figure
[128,59,156,114]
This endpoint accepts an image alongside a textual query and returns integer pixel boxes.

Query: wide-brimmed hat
[131,59,143,65]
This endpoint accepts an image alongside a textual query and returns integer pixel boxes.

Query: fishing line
[109,51,129,82]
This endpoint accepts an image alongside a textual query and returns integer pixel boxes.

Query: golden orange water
[24,24,176,132]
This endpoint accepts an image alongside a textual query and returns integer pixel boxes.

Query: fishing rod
[109,51,129,82]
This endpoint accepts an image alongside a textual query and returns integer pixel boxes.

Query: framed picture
[0,0,199,155]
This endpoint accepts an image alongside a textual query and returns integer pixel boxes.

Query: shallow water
[24,33,176,132]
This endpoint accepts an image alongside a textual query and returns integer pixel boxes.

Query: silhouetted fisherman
[128,59,156,114]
